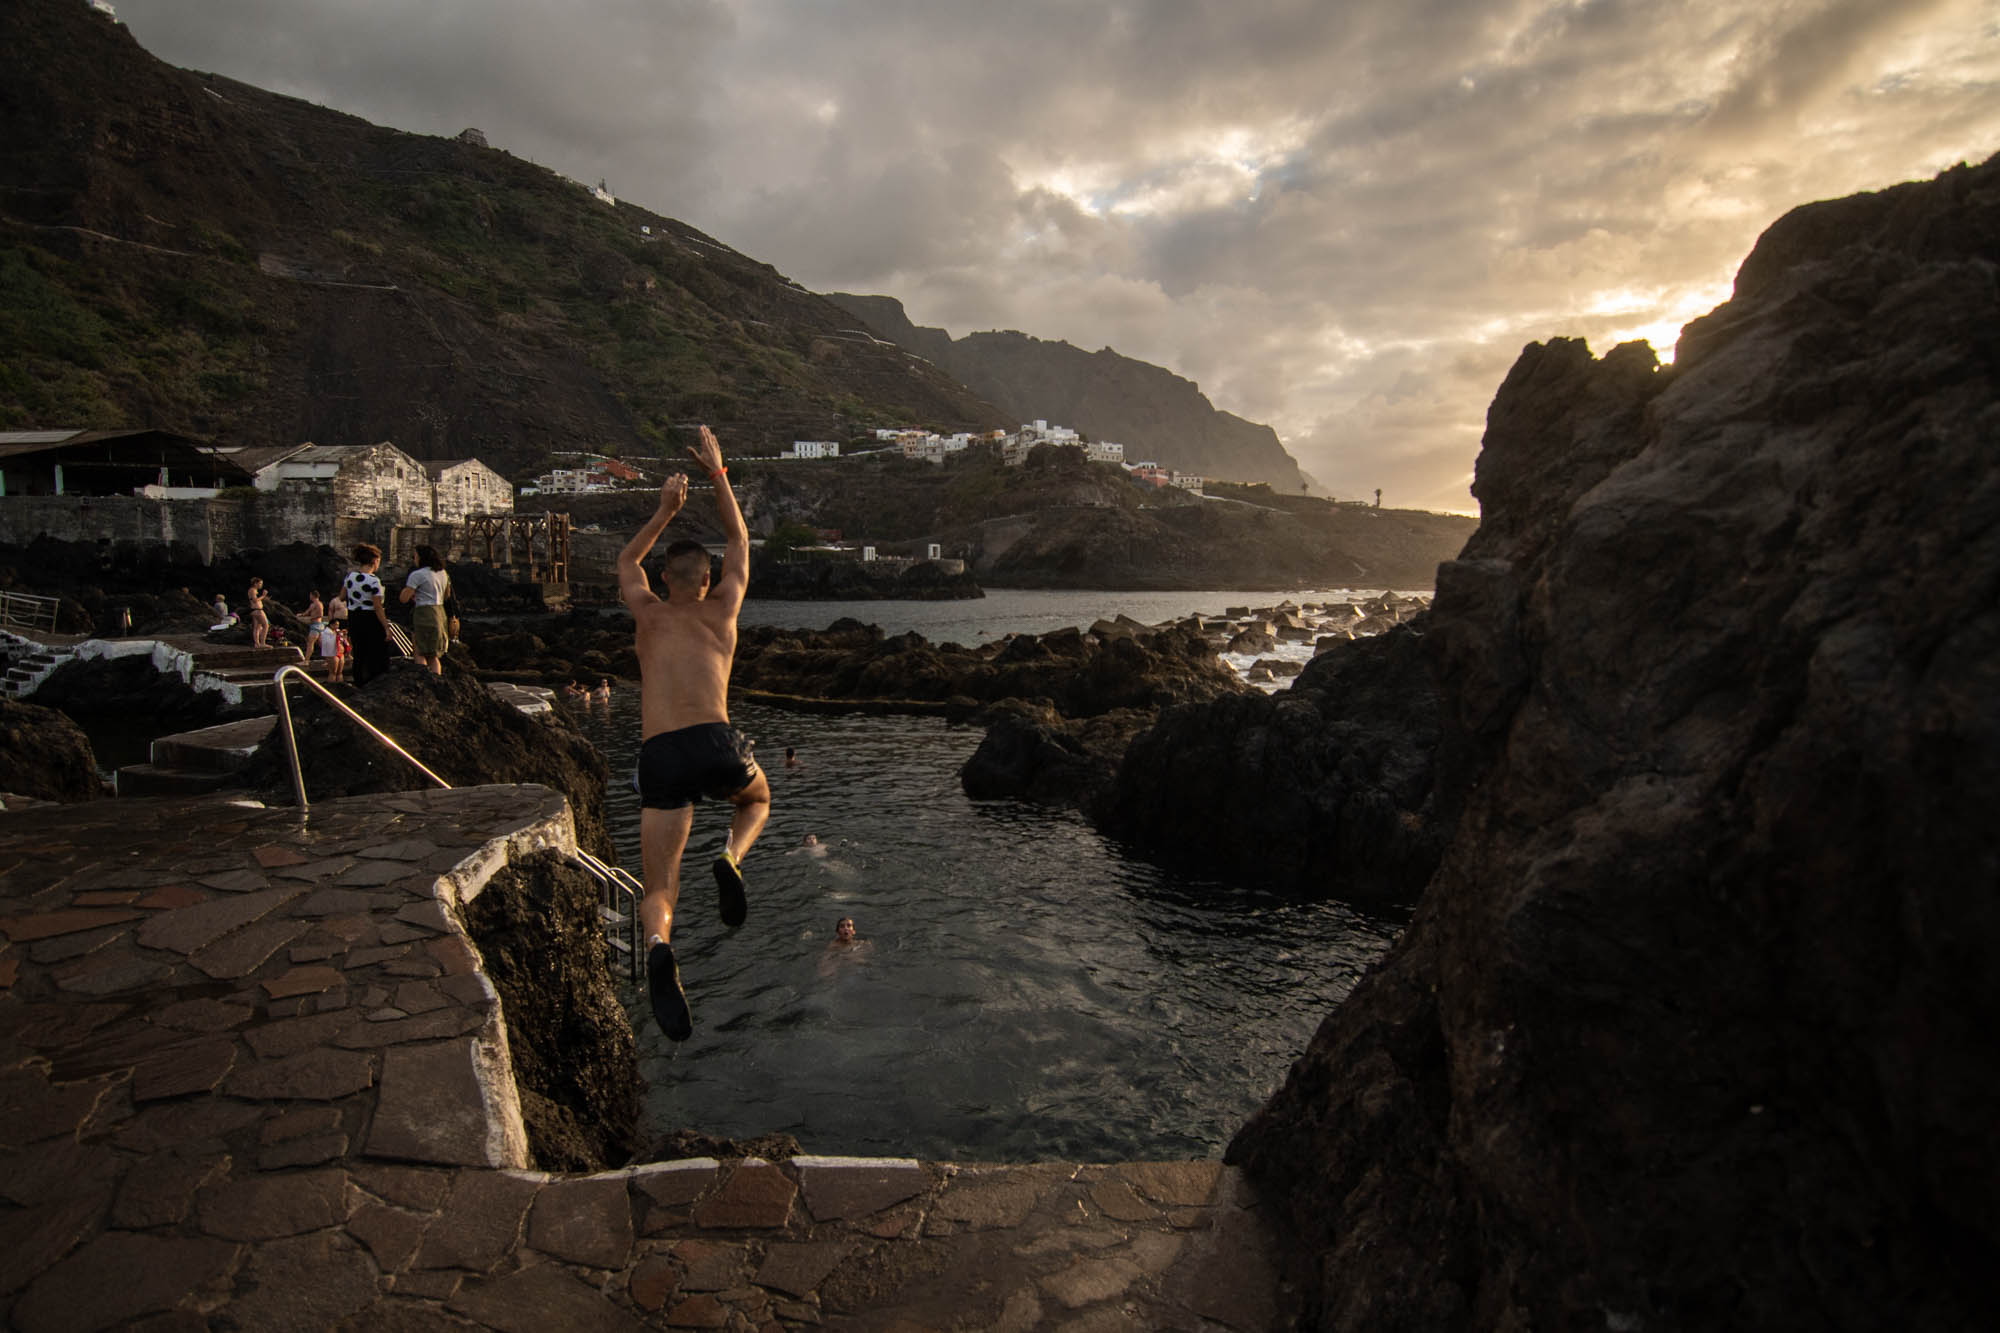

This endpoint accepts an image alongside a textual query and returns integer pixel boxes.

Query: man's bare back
[633,584,737,739]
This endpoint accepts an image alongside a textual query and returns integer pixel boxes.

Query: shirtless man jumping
[617,425,771,1041]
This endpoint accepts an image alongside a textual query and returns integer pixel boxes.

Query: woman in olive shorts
[399,545,451,674]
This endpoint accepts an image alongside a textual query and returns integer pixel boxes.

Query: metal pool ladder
[271,663,645,977]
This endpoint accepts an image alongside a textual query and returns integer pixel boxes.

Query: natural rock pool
[568,690,1403,1162]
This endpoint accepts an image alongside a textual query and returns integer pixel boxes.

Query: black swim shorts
[637,722,759,810]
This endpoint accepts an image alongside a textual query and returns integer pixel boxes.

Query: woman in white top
[399,544,451,675]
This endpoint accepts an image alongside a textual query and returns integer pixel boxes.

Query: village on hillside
[0,416,1244,598]
[523,419,1208,497]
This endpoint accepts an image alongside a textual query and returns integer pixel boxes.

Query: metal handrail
[0,590,61,633]
[569,848,644,980]
[272,663,452,811]
[271,662,643,979]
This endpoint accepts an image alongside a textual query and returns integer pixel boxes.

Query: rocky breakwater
[726,618,1245,809]
[237,664,642,1166]
[1097,620,1444,905]
[1227,156,2000,1329]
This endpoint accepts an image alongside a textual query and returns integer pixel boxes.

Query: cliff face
[0,2,1001,470]
[1228,155,2000,1329]
[828,293,1312,491]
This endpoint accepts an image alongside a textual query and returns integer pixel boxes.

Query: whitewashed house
[784,440,841,460]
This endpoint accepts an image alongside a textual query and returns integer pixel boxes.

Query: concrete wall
[0,492,385,561]
[0,496,241,563]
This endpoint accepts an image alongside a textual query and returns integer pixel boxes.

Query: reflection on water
[566,685,1403,1163]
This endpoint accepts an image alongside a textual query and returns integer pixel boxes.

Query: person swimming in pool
[617,425,770,1043]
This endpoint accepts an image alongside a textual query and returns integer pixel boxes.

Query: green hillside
[0,1,1002,477]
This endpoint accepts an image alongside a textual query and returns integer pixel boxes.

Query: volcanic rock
[959,701,1161,809]
[1098,621,1443,904]
[0,698,105,802]
[736,620,1245,719]
[460,850,641,1170]
[1227,156,2000,1329]
[239,663,616,860]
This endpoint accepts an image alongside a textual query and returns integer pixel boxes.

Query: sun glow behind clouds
[1014,121,1311,219]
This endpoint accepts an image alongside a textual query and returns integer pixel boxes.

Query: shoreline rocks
[1227,155,2000,1329]
[1095,620,1444,906]
[0,696,106,802]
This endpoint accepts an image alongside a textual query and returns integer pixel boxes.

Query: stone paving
[0,785,1298,1330]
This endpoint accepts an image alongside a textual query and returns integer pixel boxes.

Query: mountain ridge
[827,293,1313,492]
[0,0,1004,476]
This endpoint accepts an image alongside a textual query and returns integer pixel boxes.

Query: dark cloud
[110,0,2000,513]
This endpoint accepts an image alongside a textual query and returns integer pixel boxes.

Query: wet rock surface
[0,697,104,803]
[1229,156,2000,1329]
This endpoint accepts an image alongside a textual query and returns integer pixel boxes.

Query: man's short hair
[353,543,381,564]
[661,539,711,586]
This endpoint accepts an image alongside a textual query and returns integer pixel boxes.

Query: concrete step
[115,763,245,797]
[150,716,278,774]
[192,648,306,672]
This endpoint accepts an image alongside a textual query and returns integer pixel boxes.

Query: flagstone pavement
[0,785,1299,1330]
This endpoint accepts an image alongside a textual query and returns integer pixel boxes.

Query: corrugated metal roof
[0,429,88,446]
[219,444,314,473]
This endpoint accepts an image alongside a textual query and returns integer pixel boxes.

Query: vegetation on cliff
[0,1,1000,475]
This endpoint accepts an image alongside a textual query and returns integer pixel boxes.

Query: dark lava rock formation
[737,618,1244,720]
[1096,621,1444,904]
[462,849,642,1171]
[0,697,104,802]
[240,663,616,861]
[748,555,984,601]
[1228,157,2000,1329]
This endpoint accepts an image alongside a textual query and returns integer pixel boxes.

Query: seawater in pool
[565,688,1403,1163]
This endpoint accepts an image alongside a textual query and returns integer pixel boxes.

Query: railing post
[275,668,310,812]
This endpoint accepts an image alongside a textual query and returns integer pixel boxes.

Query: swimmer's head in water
[802,834,819,846]
[835,917,855,941]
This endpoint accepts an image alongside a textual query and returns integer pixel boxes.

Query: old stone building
[426,458,514,523]
[252,443,435,523]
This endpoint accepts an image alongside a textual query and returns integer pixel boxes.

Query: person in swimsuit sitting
[617,424,770,1042]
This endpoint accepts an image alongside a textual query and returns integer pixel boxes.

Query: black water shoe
[713,851,747,928]
[648,941,693,1042]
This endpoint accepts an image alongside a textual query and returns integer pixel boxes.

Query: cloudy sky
[110,0,2000,513]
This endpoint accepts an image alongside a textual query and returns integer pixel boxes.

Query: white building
[1003,419,1085,466]
[1170,471,1205,495]
[1086,440,1125,465]
[784,440,841,460]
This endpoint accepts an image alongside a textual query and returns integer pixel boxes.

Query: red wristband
[710,467,727,479]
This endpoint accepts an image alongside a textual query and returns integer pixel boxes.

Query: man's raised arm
[687,425,750,609]
[618,473,687,612]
